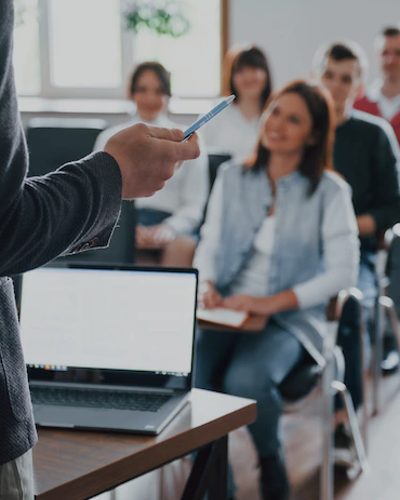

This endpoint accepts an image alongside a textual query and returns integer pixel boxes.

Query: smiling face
[232,65,268,100]
[131,69,169,122]
[261,92,314,155]
[376,34,400,82]
[319,56,361,111]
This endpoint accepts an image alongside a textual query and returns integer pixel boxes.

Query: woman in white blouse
[94,62,208,266]
[194,80,359,500]
[202,44,273,162]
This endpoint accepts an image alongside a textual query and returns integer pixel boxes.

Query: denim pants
[195,320,304,458]
[136,208,172,227]
[337,257,378,411]
[0,450,34,500]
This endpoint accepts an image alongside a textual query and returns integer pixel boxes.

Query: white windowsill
[18,96,216,116]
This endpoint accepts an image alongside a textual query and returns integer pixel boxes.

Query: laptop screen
[20,265,197,388]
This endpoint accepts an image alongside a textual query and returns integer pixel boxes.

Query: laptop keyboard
[30,386,172,412]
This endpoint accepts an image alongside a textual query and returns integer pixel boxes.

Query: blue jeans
[195,320,304,457]
[337,255,378,411]
[136,208,171,227]
[0,450,33,500]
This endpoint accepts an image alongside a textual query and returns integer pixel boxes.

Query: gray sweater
[0,0,122,465]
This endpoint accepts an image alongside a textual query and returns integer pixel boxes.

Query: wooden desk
[33,389,256,500]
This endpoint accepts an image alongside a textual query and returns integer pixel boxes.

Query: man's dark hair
[128,61,171,97]
[313,41,368,79]
[381,26,400,37]
[327,43,358,63]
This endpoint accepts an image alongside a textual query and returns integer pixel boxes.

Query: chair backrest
[26,117,108,176]
[278,289,363,402]
[198,153,232,230]
[25,117,136,266]
[207,153,232,192]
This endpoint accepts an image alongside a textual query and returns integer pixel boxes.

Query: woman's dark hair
[247,79,335,194]
[128,61,171,97]
[222,45,272,110]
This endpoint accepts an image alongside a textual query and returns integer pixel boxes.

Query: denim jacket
[202,162,359,365]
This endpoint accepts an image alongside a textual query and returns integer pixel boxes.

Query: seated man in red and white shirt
[354,25,400,375]
[354,25,400,145]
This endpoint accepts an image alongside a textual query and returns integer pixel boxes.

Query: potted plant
[122,0,191,38]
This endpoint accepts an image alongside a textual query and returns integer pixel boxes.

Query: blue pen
[182,94,236,142]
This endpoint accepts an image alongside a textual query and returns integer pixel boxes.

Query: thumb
[148,126,184,142]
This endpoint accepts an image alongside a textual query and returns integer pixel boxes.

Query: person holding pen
[94,62,209,267]
[194,80,359,500]
[0,1,199,496]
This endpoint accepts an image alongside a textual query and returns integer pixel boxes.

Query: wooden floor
[160,372,400,500]
[231,373,400,500]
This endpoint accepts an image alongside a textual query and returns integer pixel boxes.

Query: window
[13,0,40,95]
[13,0,226,99]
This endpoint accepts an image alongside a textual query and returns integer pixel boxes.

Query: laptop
[19,264,198,435]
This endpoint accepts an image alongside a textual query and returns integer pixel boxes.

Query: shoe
[259,450,290,500]
[333,423,358,469]
[381,336,399,375]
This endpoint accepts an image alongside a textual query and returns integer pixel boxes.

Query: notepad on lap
[197,307,248,328]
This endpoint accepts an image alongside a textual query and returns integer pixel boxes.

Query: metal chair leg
[359,310,369,453]
[320,352,335,500]
[372,296,384,416]
[332,381,369,479]
[380,296,400,388]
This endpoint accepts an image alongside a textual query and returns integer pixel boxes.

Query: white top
[200,103,261,162]
[194,176,275,296]
[367,80,400,121]
[229,216,276,296]
[194,174,354,307]
[94,114,209,235]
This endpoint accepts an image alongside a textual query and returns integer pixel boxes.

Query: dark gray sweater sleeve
[369,123,400,231]
[0,0,122,276]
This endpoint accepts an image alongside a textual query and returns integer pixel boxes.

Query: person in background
[194,80,359,500]
[313,40,400,464]
[354,25,400,144]
[94,62,208,267]
[201,44,273,162]
[354,26,400,373]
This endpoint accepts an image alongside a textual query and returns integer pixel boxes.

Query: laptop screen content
[20,266,197,386]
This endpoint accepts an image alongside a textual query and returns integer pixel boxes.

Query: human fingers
[136,226,149,247]
[203,290,222,309]
[150,132,200,164]
[147,126,184,142]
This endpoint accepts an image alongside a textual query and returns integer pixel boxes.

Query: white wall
[229,0,400,87]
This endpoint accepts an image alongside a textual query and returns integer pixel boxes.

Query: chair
[371,224,400,415]
[207,153,232,192]
[199,153,231,226]
[25,117,136,266]
[279,288,369,500]
[25,117,108,176]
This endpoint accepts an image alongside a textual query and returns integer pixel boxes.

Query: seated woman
[193,80,359,500]
[94,62,208,267]
[202,44,272,162]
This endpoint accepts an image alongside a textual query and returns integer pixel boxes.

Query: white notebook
[197,307,248,328]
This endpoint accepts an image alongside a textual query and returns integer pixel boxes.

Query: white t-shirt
[367,80,400,122]
[201,103,261,162]
[93,114,209,235]
[194,175,276,296]
[194,173,354,307]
